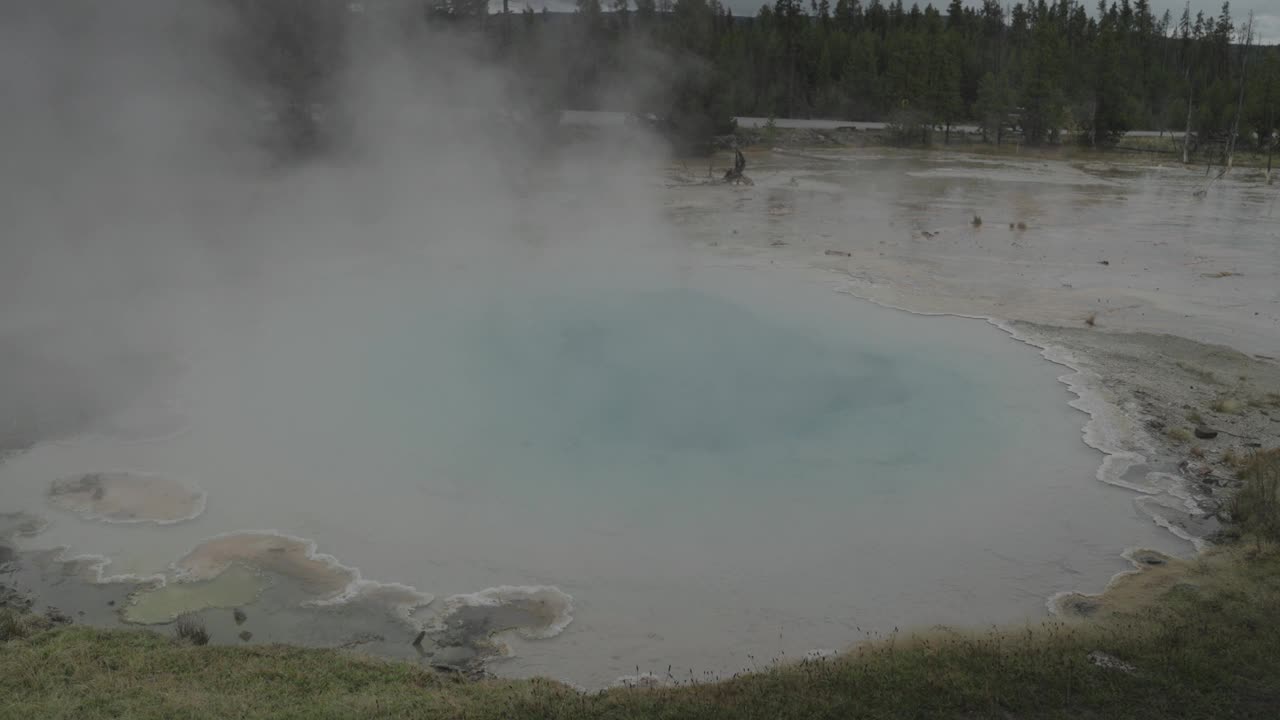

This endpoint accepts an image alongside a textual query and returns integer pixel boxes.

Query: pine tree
[1247,49,1279,176]
[974,70,1014,143]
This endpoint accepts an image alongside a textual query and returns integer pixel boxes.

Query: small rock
[1087,650,1136,673]
[238,630,252,642]
[1193,426,1219,439]
[824,249,851,257]
[1098,260,1110,265]
[107,600,115,606]
[233,608,247,625]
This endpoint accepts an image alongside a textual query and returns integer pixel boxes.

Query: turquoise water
[361,287,984,514]
[0,260,1187,688]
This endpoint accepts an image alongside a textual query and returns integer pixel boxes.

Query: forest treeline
[226,0,1278,157]
[491,0,1278,153]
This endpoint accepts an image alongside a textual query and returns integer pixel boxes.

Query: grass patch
[1174,361,1218,384]
[1,547,1279,719]
[0,608,52,644]
[1166,427,1193,443]
[1185,410,1204,424]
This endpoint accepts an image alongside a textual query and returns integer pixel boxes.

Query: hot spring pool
[0,260,1185,687]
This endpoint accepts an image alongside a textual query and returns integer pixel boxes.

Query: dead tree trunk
[1182,68,1194,164]
[1267,134,1275,184]
[723,148,753,185]
[1226,13,1254,170]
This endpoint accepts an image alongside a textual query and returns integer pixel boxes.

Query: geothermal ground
[3,148,1279,690]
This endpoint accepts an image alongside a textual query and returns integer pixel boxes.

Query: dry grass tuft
[174,614,209,646]
[1229,449,1280,547]
[0,609,23,643]
[1223,448,1256,473]
[1166,427,1193,443]
[1211,398,1243,414]
[0,608,51,643]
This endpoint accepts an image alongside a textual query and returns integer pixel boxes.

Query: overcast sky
[501,0,1279,43]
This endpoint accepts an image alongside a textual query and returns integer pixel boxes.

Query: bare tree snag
[1182,68,1193,165]
[723,148,753,185]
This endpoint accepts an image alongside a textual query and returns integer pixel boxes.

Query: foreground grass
[2,544,1278,720]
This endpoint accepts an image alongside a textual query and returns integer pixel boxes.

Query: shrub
[763,115,779,144]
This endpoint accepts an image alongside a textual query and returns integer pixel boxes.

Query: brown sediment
[174,533,355,599]
[331,582,433,619]
[431,585,574,656]
[47,472,204,524]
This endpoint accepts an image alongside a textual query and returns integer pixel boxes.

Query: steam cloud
[0,0,678,439]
